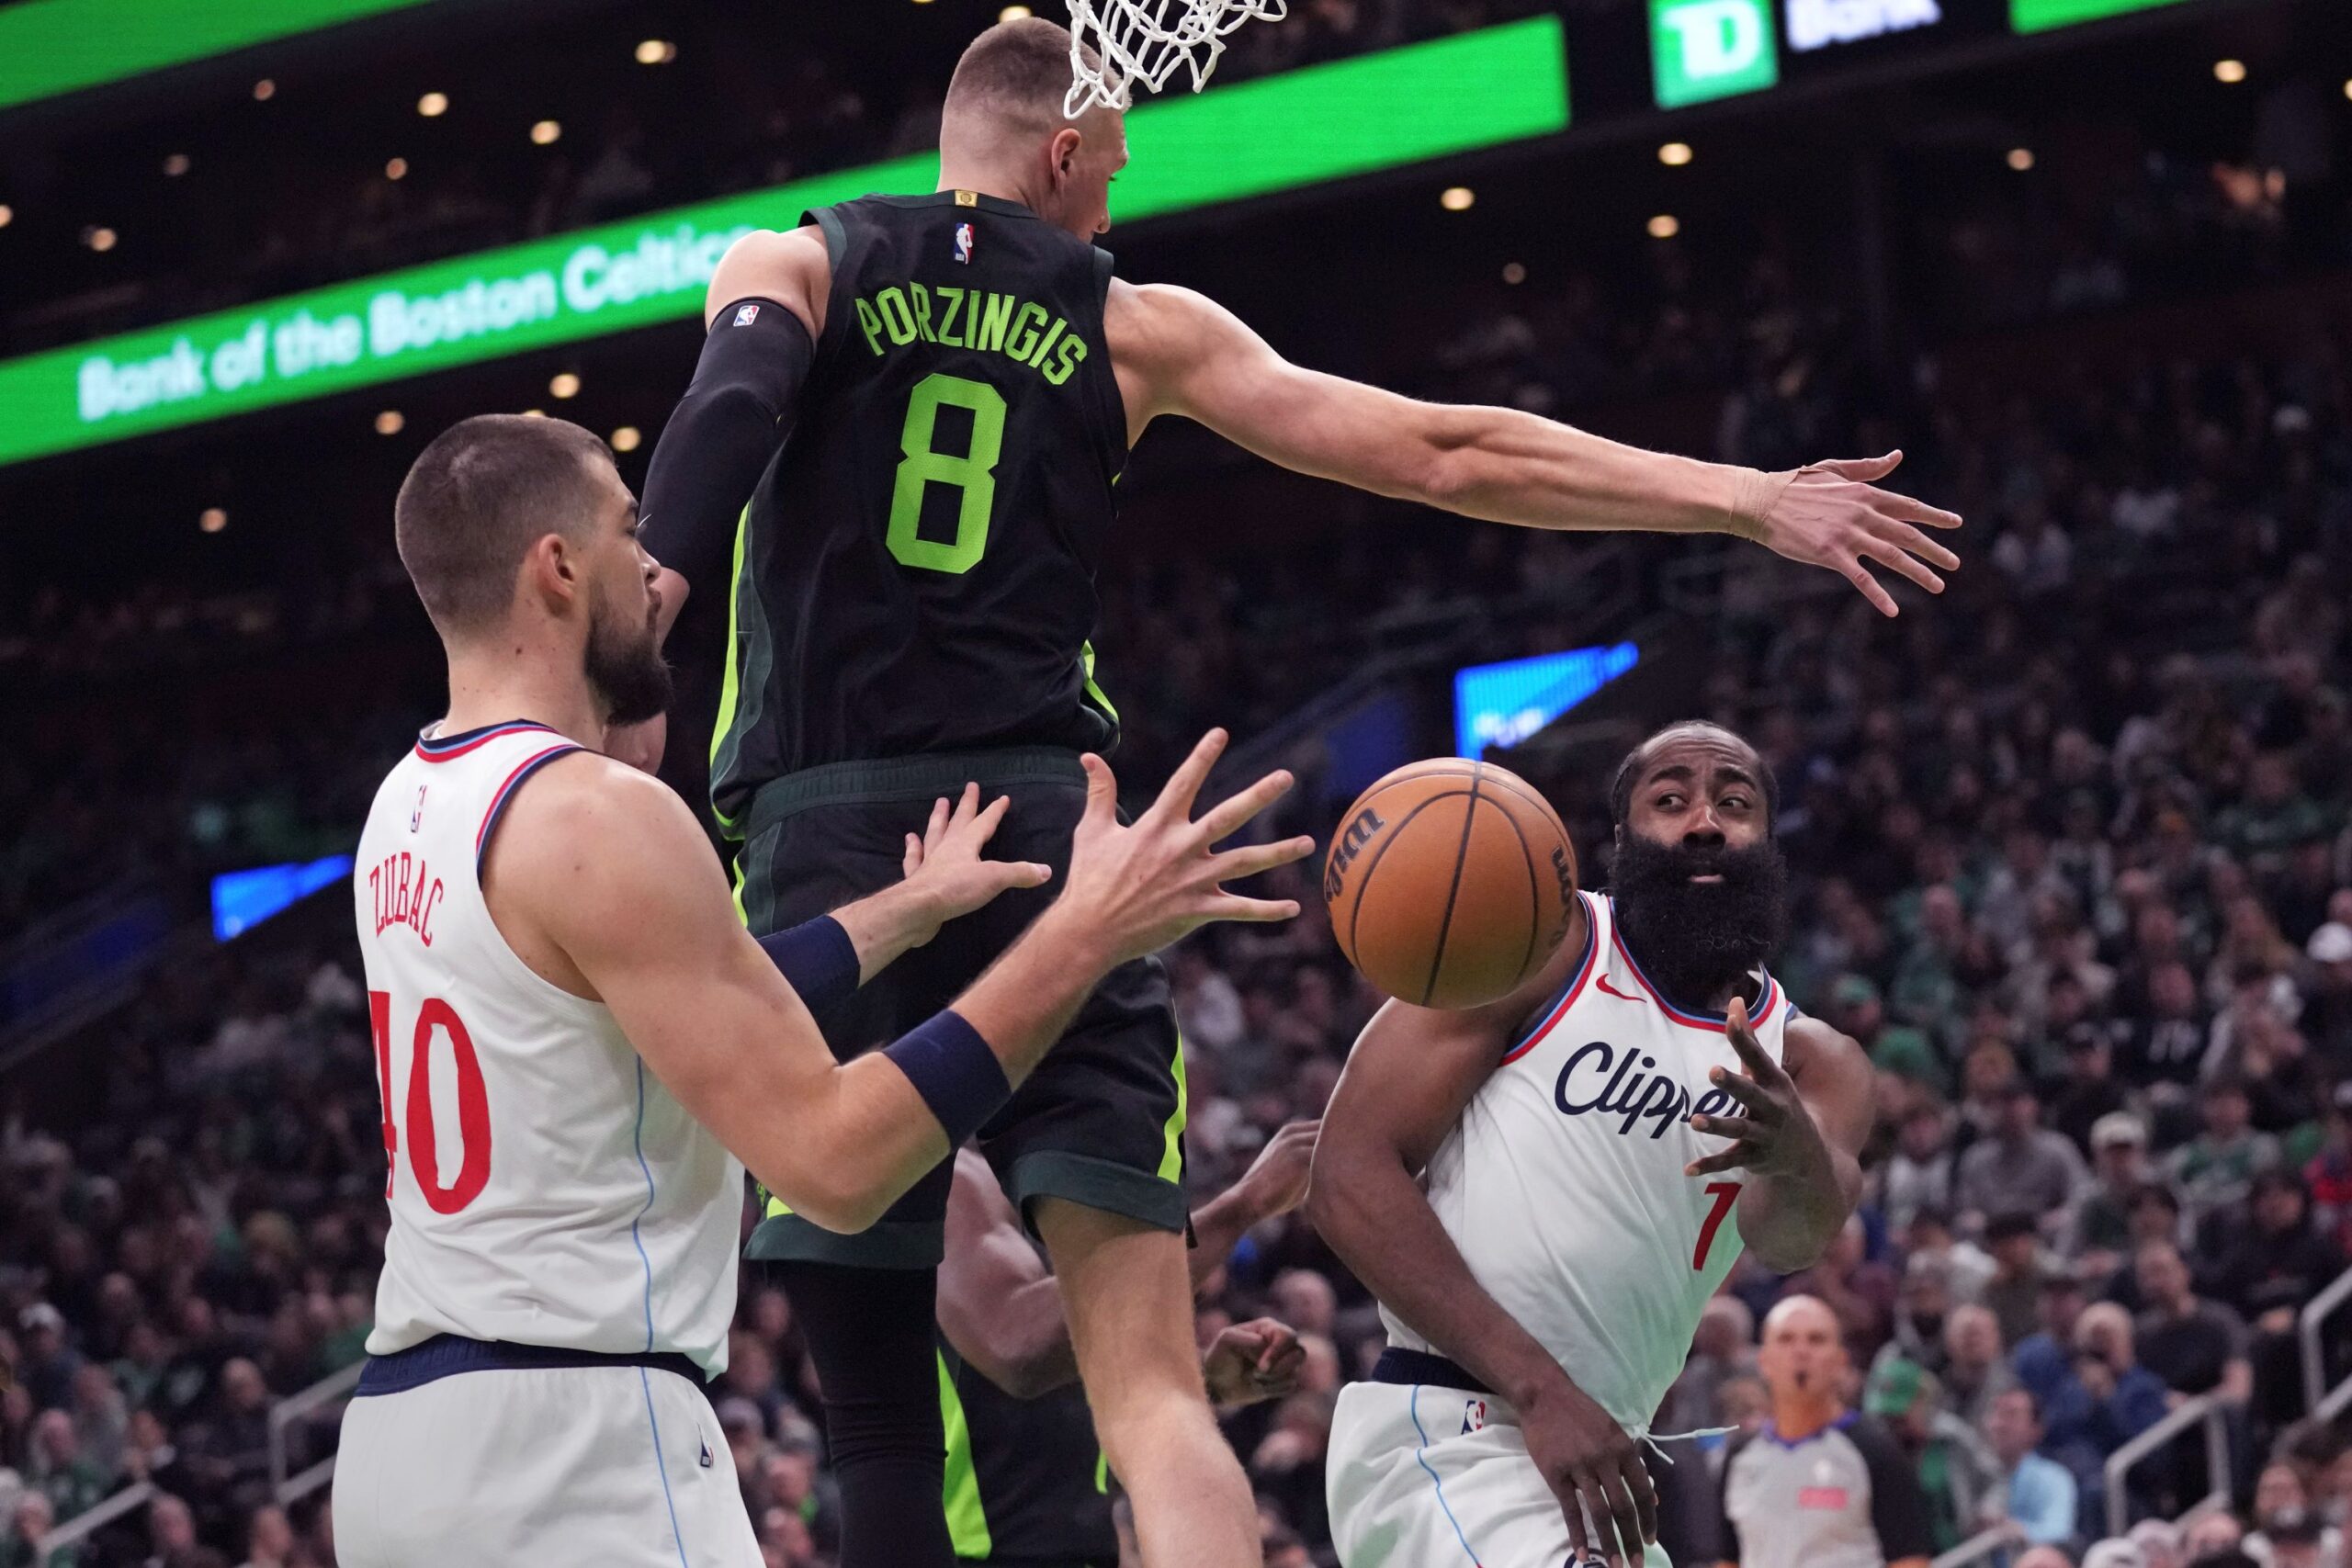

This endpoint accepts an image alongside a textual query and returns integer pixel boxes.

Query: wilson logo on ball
[1322,807,1386,901]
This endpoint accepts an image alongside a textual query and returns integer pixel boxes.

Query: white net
[1062,0,1287,117]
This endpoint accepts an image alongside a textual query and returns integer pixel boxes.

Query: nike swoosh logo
[1595,974,1643,1003]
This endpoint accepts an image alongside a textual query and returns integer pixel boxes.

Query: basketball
[1324,759,1578,1010]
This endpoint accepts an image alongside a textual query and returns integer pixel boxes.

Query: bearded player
[630,17,1954,1568]
[1309,722,1875,1568]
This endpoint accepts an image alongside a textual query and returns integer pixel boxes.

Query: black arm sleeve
[639,299,814,834]
[638,298,815,602]
[1852,1416,1936,1562]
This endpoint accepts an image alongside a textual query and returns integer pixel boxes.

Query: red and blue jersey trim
[1499,892,1600,1065]
[414,719,557,763]
[1609,913,1784,1034]
[474,743,583,871]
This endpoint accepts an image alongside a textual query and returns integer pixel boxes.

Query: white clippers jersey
[353,720,742,1376]
[1382,890,1791,1428]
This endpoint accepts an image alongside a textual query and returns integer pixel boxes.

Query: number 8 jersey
[353,721,743,1377]
[1380,890,1794,1431]
[693,191,1128,837]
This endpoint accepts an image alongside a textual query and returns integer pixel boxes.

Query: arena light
[549,371,580,398]
[1501,261,1527,284]
[2212,59,2245,84]
[163,153,191,177]
[1647,213,1680,238]
[199,506,227,532]
[1440,186,1476,210]
[0,0,442,112]
[531,119,562,146]
[417,91,448,117]
[610,425,641,452]
[635,39,677,65]
[375,409,404,434]
[0,206,14,230]
[84,226,118,252]
[2007,147,2035,170]
[1001,4,1034,17]
[211,853,356,942]
[0,18,1569,469]
[252,78,277,101]
[1658,141,1693,166]
[385,157,409,180]
[1453,643,1639,754]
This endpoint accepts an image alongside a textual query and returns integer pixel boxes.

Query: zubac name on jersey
[850,280,1091,387]
[369,849,445,948]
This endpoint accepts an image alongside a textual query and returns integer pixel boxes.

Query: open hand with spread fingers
[1057,728,1318,967]
[1739,450,1963,617]
[1684,996,1834,1182]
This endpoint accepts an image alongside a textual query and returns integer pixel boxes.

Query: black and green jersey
[709,190,1128,831]
[939,1346,1115,1567]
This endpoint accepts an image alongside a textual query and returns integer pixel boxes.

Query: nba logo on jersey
[1461,1399,1487,1434]
[953,221,975,264]
[408,785,426,832]
[732,302,760,327]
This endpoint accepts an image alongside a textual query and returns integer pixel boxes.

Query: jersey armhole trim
[802,205,852,362]
[473,743,585,874]
[1499,889,1599,1065]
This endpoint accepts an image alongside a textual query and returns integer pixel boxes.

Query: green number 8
[887,372,1005,574]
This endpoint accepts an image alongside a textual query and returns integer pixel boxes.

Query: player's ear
[523,530,580,612]
[1049,126,1082,183]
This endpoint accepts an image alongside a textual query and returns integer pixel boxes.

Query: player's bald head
[1762,1294,1838,1344]
[944,17,1114,148]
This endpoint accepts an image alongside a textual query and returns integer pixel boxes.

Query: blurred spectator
[1986,1387,2081,1550]
[1958,1084,2089,1236]
[2132,1242,2253,1404]
[1867,1355,2001,1555]
[2041,1303,2168,1495]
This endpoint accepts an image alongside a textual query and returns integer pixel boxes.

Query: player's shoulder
[488,749,706,883]
[1782,1012,1866,1074]
[708,226,830,330]
[1104,279,1230,355]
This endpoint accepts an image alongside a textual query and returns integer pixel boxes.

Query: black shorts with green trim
[737,747,1186,1269]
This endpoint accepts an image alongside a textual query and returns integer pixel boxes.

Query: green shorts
[738,747,1187,1269]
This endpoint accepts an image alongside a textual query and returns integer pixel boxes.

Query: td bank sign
[1649,0,1779,107]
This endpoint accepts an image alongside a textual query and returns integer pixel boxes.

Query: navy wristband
[883,1010,1012,1148]
[756,916,860,1016]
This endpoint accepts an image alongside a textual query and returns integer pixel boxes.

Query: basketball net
[1062,0,1287,117]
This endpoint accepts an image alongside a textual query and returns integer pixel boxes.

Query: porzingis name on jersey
[369,850,445,947]
[1553,1038,1740,1139]
[851,281,1091,386]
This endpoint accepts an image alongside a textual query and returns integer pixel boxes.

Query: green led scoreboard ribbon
[0,0,447,112]
[0,17,1567,469]
[2009,0,2195,33]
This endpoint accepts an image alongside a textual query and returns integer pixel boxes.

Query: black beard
[584,595,673,728]
[1610,833,1788,1014]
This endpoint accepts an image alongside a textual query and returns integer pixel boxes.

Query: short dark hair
[393,414,615,636]
[946,17,1101,130]
[1609,721,1779,829]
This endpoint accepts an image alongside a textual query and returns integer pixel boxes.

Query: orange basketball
[1323,758,1578,1010]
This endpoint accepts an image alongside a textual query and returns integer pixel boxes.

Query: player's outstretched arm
[1683,1006,1871,1273]
[1108,280,1961,617]
[1306,930,1659,1568]
[491,734,1309,1235]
